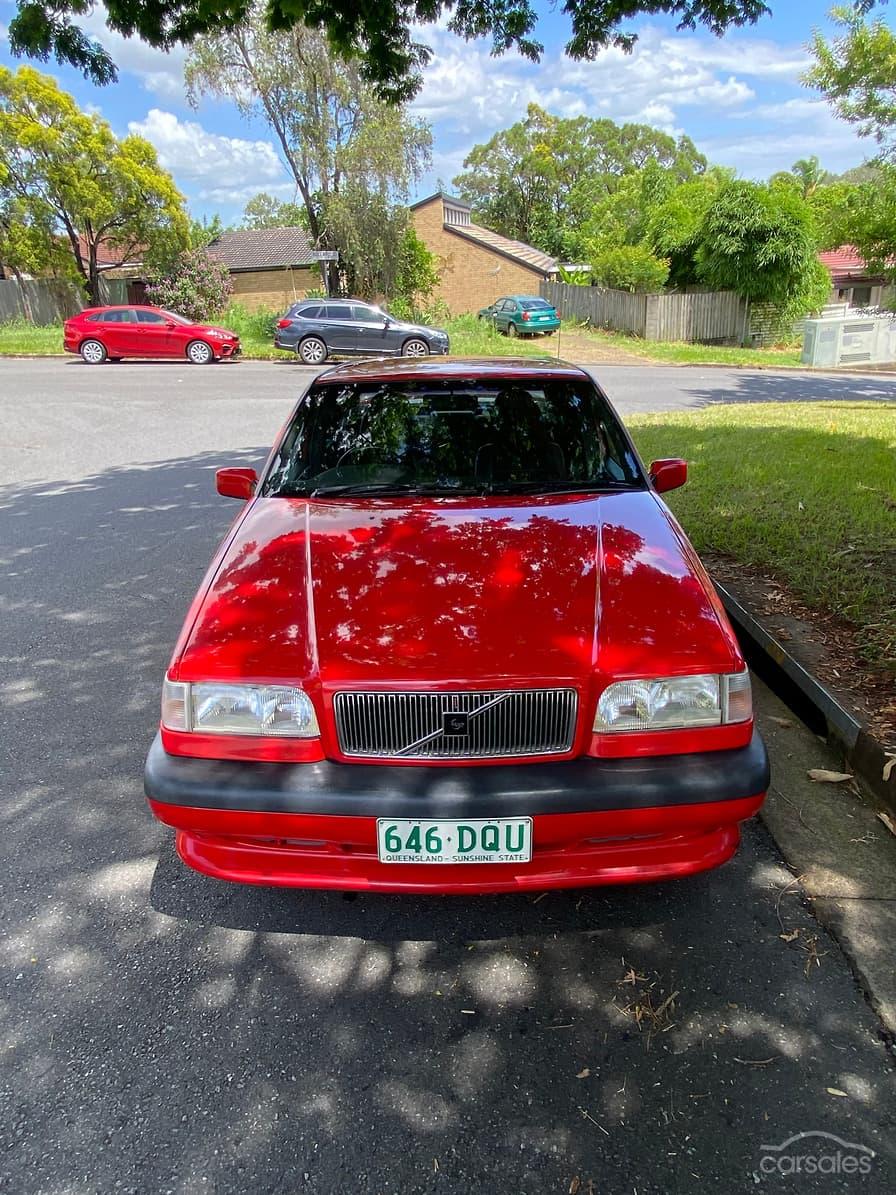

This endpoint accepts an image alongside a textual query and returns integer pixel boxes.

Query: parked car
[145,357,769,893]
[63,306,240,364]
[274,298,449,364]
[478,295,561,337]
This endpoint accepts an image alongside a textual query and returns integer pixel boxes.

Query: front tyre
[187,340,214,365]
[79,339,107,364]
[402,338,429,357]
[298,336,328,365]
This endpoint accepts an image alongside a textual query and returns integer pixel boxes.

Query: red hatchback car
[64,305,240,364]
[144,358,769,893]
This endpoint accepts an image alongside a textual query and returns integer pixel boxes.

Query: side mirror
[383,316,392,327]
[649,458,688,494]
[216,467,257,500]
[164,320,177,329]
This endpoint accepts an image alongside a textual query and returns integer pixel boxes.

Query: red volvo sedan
[144,358,769,892]
[63,305,240,364]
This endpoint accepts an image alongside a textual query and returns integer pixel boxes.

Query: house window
[850,285,872,308]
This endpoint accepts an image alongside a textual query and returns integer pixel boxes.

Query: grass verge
[627,401,896,667]
[579,325,803,367]
[0,319,63,355]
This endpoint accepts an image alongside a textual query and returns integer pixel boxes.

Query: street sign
[312,250,339,261]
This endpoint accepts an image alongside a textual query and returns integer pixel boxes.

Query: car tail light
[277,318,292,328]
[522,311,531,321]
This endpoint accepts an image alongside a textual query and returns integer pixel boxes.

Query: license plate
[377,818,532,864]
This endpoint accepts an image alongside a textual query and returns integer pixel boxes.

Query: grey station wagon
[275,299,450,364]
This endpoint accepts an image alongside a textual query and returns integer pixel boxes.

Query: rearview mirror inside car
[216,467,258,500]
[648,458,688,494]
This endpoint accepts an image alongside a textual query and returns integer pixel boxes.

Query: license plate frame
[376,817,533,864]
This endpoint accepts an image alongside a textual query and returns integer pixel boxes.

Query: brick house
[410,192,558,314]
[206,227,318,312]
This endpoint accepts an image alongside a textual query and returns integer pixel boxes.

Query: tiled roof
[817,244,893,279]
[818,245,869,274]
[206,227,316,271]
[76,235,142,267]
[447,223,558,276]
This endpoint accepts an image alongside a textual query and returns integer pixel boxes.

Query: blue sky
[0,1,882,223]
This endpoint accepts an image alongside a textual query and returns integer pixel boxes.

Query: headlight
[162,679,319,737]
[594,670,751,733]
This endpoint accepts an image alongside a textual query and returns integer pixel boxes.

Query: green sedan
[477,295,561,337]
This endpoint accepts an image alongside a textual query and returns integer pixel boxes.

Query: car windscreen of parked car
[261,378,644,497]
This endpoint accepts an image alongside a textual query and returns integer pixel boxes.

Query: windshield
[261,378,644,497]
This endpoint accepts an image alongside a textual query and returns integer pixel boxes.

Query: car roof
[314,357,590,384]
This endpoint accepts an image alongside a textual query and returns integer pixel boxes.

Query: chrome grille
[333,689,578,760]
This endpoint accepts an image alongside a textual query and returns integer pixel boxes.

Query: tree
[145,249,233,321]
[189,213,228,248]
[0,65,188,303]
[807,3,896,159]
[645,173,727,286]
[694,181,831,315]
[242,193,307,230]
[838,165,896,285]
[453,105,706,258]
[7,1,774,101]
[771,155,830,197]
[184,4,431,293]
[591,244,670,292]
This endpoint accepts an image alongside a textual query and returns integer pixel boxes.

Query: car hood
[174,491,741,689]
[390,318,446,337]
[196,325,237,338]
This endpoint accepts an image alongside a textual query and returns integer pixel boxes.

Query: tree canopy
[807,2,896,159]
[694,180,830,314]
[453,104,707,259]
[0,65,188,302]
[185,3,431,293]
[8,1,774,101]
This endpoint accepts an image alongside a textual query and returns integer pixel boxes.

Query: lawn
[627,401,896,667]
[579,325,804,367]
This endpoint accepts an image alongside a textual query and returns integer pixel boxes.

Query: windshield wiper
[483,480,639,495]
[304,482,480,498]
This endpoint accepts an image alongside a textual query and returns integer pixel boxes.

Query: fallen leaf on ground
[883,755,896,783]
[876,811,896,836]
[779,929,800,943]
[769,716,793,728]
[807,769,854,783]
[576,1068,591,1079]
[569,1178,581,1195]
[826,1087,848,1097]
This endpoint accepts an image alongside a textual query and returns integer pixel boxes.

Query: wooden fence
[0,277,128,324]
[541,280,748,344]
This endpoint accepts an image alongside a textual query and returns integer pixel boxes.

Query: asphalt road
[1,358,894,1193]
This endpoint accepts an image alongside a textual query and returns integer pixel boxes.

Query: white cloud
[127,109,289,202]
[80,5,187,100]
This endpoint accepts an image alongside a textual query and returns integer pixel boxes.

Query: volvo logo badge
[442,712,470,736]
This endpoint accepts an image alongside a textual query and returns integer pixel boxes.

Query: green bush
[591,245,670,292]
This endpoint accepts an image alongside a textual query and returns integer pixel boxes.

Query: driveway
[1,359,894,1193]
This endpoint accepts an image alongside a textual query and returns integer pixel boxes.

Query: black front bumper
[145,730,769,819]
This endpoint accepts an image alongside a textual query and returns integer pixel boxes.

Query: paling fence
[0,277,128,324]
[541,280,749,344]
